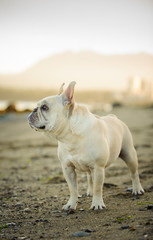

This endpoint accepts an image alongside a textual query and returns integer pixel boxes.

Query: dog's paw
[62,204,76,211]
[132,185,144,195]
[87,189,93,197]
[132,180,144,195]
[62,205,73,211]
[90,199,106,210]
[132,188,144,195]
[78,193,82,198]
[62,200,77,211]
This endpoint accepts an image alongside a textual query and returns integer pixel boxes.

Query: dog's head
[28,81,76,134]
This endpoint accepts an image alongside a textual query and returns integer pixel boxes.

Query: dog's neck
[47,103,95,143]
[69,104,94,135]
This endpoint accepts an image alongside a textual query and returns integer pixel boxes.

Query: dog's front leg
[62,165,78,210]
[90,165,106,210]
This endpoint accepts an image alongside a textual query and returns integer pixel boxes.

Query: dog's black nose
[33,107,38,113]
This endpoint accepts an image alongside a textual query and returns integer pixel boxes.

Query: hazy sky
[0,0,153,73]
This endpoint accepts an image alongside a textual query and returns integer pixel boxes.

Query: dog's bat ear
[62,81,76,106]
[58,83,65,95]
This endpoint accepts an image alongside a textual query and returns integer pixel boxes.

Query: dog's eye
[41,104,49,111]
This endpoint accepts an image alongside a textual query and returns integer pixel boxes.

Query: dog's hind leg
[120,146,144,195]
[87,172,93,196]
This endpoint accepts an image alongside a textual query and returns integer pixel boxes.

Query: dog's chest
[70,155,91,171]
[64,145,94,172]
[58,136,101,172]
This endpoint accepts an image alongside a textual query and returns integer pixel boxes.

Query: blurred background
[0,0,153,113]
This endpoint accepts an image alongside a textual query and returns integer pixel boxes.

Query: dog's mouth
[28,114,46,131]
[29,122,45,131]
[39,125,45,130]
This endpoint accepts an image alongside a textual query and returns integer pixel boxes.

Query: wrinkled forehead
[37,95,60,107]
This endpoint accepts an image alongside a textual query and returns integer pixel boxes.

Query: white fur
[28,82,144,210]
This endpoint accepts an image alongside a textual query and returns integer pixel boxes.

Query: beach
[0,107,153,240]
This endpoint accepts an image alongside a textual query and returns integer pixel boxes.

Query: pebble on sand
[72,231,90,237]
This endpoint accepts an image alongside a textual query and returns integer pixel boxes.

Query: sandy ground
[0,107,153,240]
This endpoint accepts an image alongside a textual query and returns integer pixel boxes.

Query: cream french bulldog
[28,82,144,210]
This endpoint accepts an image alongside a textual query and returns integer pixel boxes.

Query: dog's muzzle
[28,108,45,130]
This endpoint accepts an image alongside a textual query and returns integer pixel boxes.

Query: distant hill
[0,51,153,91]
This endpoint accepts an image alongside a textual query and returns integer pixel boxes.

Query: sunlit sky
[0,0,153,74]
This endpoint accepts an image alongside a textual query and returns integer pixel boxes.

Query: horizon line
[0,50,153,75]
